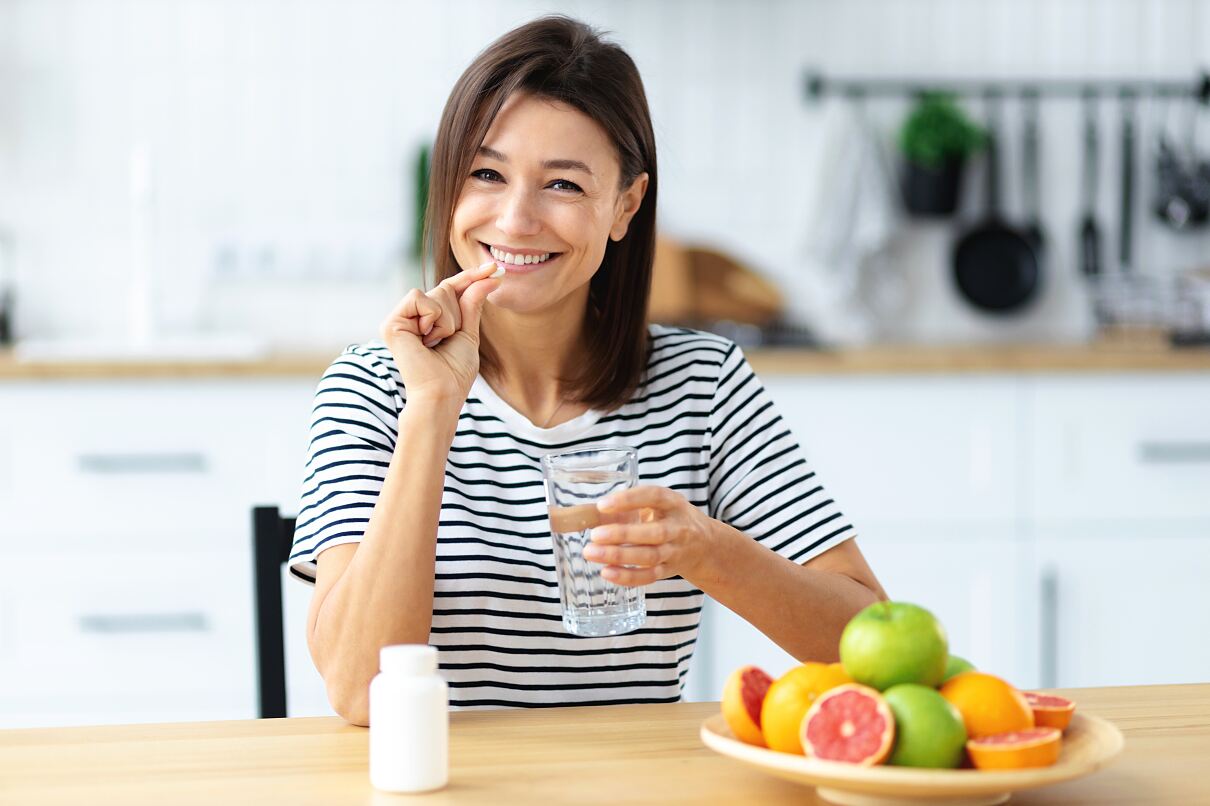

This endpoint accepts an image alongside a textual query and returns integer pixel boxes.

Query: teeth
[489,245,553,265]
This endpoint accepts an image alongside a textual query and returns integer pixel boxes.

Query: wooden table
[1,684,1206,804]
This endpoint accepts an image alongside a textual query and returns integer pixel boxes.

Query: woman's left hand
[583,486,719,587]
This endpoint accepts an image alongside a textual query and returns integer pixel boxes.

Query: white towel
[793,99,904,344]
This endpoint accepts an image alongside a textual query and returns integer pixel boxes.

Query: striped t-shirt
[290,324,856,709]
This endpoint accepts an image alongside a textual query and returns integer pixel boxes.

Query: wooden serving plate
[700,711,1123,806]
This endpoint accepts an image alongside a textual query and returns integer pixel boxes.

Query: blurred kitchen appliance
[952,94,1041,314]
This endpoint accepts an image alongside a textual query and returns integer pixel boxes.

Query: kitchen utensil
[1079,91,1103,279]
[1153,94,1210,230]
[1118,92,1136,273]
[952,95,1040,313]
[1021,89,1045,252]
[700,711,1124,806]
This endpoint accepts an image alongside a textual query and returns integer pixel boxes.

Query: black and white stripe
[290,325,855,709]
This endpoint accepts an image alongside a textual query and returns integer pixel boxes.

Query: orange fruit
[939,671,1034,739]
[760,662,852,754]
[800,683,895,765]
[720,665,774,746]
[1024,692,1076,731]
[967,727,1063,770]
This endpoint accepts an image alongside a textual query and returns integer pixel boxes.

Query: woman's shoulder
[318,339,402,397]
[645,323,741,367]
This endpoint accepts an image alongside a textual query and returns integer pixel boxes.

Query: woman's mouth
[480,242,562,274]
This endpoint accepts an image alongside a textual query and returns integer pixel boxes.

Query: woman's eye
[550,179,582,193]
[471,168,502,182]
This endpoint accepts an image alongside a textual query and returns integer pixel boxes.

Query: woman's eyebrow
[477,145,594,176]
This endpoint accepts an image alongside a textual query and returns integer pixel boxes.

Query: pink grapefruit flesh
[801,683,895,766]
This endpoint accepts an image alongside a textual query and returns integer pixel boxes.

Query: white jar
[369,644,449,793]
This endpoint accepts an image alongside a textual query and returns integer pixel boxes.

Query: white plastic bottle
[369,644,448,792]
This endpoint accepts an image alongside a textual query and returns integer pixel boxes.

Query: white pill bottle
[369,644,449,793]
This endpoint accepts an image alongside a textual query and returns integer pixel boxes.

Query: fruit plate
[700,712,1123,806]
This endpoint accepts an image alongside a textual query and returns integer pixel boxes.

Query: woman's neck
[478,295,590,421]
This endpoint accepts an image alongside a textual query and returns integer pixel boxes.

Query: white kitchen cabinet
[1032,526,1210,689]
[1028,375,1210,523]
[0,378,331,726]
[763,376,1025,526]
[0,546,255,727]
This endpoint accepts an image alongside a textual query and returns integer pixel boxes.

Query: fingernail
[601,567,618,580]
[582,545,603,561]
[591,526,612,542]
[490,264,506,279]
[478,260,495,271]
[597,496,615,511]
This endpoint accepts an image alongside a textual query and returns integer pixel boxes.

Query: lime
[883,683,967,768]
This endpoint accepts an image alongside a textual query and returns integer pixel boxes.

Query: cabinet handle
[78,612,210,634]
[1137,441,1210,464]
[77,452,208,474]
[1039,568,1059,689]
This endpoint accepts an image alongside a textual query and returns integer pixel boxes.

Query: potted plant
[898,93,985,216]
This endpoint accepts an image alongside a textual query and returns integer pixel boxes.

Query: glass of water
[541,446,646,637]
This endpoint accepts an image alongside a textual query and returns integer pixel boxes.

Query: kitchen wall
[1,0,1208,351]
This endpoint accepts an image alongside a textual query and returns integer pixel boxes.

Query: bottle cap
[380,644,438,675]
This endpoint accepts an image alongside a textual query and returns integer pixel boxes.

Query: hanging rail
[803,69,1210,103]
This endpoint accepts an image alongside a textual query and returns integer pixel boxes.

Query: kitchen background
[1,0,1208,728]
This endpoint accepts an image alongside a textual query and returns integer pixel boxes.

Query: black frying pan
[953,99,1040,313]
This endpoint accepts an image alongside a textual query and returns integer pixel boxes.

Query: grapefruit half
[1024,692,1076,731]
[800,683,895,766]
[721,665,773,746]
[967,727,1063,770]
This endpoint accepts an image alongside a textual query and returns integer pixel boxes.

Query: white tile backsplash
[1,0,1208,349]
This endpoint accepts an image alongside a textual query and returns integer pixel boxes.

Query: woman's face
[450,91,647,315]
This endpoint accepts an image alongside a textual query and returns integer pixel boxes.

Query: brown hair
[423,15,657,411]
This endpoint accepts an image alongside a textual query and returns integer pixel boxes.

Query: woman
[291,15,885,726]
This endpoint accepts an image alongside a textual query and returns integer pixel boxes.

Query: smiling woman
[289,14,885,725]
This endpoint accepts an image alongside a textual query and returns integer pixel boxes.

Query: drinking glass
[541,446,646,637]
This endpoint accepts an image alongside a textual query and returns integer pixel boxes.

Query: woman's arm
[306,397,461,726]
[305,263,500,726]
[693,526,886,663]
[588,488,886,664]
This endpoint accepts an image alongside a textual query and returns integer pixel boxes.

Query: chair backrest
[252,506,296,719]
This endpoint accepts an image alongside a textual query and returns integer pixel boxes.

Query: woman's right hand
[380,261,502,404]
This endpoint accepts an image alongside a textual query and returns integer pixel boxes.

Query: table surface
[1,684,1206,805]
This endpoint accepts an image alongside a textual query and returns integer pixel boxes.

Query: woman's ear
[610,172,649,242]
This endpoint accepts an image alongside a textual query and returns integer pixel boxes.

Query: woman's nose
[495,187,542,237]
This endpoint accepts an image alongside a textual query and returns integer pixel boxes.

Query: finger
[601,563,669,587]
[589,521,676,546]
[439,261,500,295]
[459,275,501,337]
[383,290,440,337]
[423,285,461,345]
[582,542,666,568]
[597,486,683,515]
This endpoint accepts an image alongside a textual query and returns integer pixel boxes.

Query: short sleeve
[289,344,401,584]
[708,343,856,564]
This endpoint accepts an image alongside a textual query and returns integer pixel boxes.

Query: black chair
[252,506,296,719]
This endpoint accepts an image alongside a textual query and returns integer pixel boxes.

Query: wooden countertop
[1,338,1209,380]
[1,684,1206,804]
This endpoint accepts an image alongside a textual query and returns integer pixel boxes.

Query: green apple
[942,654,976,683]
[839,601,948,690]
[883,683,968,768]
